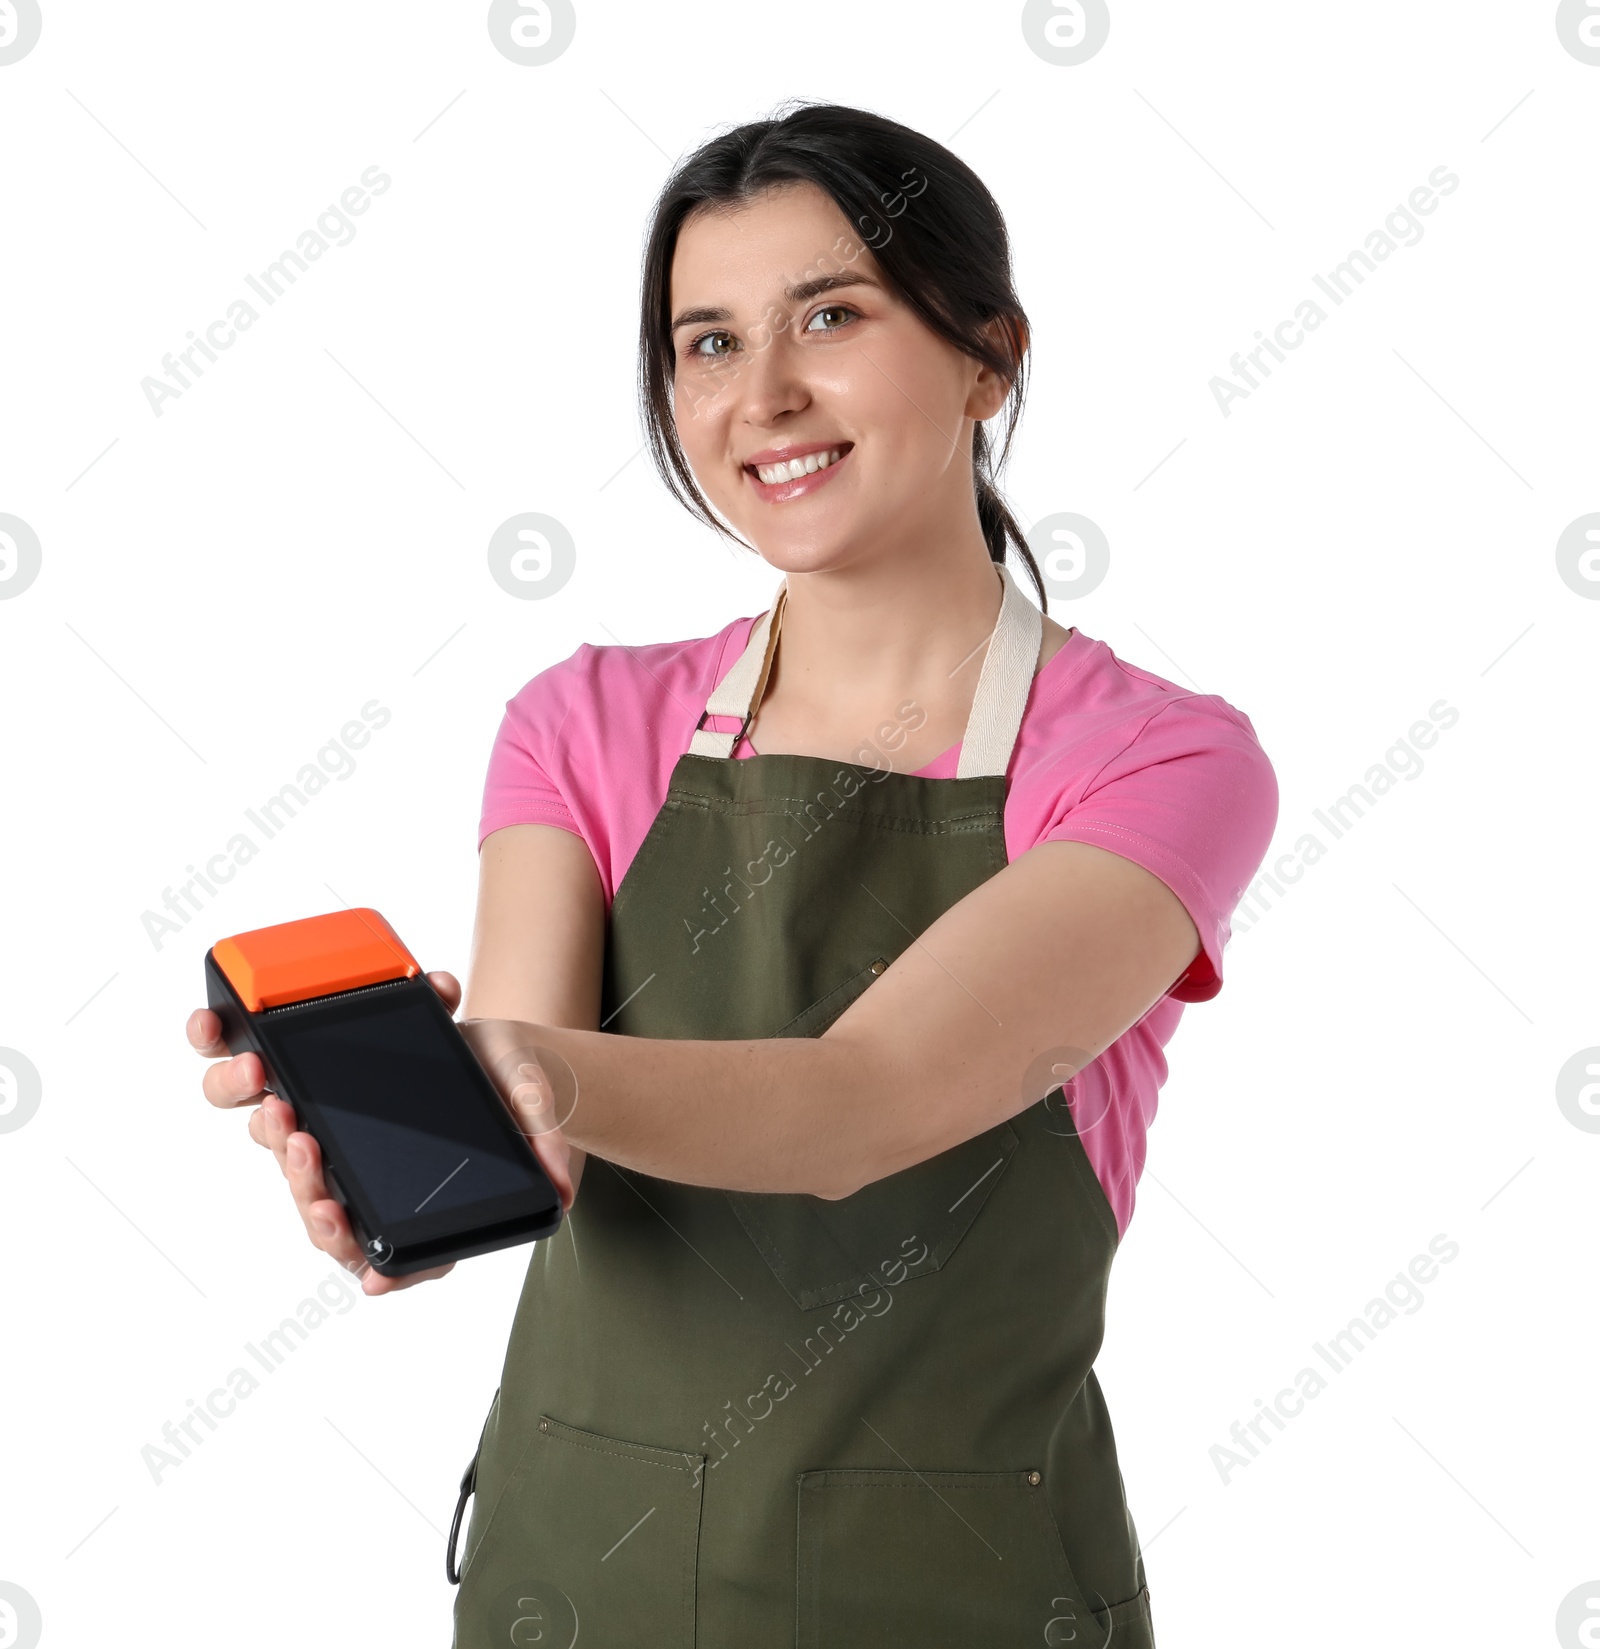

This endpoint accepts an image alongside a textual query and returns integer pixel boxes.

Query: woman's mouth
[744,442,853,502]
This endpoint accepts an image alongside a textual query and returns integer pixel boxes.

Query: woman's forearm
[464,836,1197,1204]
[473,1021,919,1200]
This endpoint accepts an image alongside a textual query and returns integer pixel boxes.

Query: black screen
[269,990,552,1229]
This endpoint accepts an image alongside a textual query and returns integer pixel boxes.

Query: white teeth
[754,447,844,485]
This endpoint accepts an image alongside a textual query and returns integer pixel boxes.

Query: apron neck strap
[688,563,1041,779]
[955,562,1043,778]
[687,581,789,760]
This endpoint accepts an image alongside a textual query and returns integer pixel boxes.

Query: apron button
[538,1419,550,1433]
[869,959,886,975]
[1027,1470,1041,1486]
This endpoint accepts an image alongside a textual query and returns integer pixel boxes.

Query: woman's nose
[730,329,813,427]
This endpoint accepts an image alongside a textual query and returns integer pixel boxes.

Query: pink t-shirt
[479,614,1279,1237]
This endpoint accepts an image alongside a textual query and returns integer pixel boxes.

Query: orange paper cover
[212,908,420,1012]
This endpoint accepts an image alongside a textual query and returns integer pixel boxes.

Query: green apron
[450,565,1156,1647]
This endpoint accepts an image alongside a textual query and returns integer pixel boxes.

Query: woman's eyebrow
[669,273,883,335]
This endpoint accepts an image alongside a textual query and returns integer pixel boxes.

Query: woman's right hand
[188,968,576,1296]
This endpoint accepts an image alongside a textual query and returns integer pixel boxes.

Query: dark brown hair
[637,98,1046,608]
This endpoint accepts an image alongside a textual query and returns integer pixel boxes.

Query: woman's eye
[684,305,856,360]
[805,304,858,334]
[689,330,738,360]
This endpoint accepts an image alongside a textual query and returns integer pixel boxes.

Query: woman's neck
[744,544,1070,773]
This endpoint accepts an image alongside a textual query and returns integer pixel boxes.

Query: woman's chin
[748,538,866,578]
[741,511,885,576]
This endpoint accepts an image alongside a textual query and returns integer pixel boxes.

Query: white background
[1,2,1596,1645]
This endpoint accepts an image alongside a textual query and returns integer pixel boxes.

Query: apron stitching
[539,1422,706,1479]
[799,1472,1039,1487]
[664,806,1006,839]
[774,960,883,1036]
[665,790,1003,824]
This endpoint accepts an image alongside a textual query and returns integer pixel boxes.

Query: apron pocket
[727,1121,1018,1311]
[796,1467,1112,1649]
[452,1413,705,1649]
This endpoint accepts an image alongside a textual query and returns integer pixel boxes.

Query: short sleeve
[478,663,585,848]
[471,618,755,903]
[1041,696,1279,1002]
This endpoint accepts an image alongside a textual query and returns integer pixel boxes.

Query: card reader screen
[270,991,552,1229]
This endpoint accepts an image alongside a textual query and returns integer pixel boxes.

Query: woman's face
[668,180,1010,578]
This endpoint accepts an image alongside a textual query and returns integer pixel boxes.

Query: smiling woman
[190,98,1278,1649]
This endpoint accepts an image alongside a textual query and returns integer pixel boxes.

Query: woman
[191,101,1277,1647]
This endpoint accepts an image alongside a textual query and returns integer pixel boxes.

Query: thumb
[426,970,463,1015]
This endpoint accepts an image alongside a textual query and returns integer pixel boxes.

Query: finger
[278,1125,360,1265]
[258,1092,299,1176]
[187,1007,232,1058]
[426,970,462,1014]
[202,1050,268,1110]
[502,1069,574,1209]
[458,1029,577,1209]
[353,1258,456,1297]
[296,1185,368,1273]
[530,1128,575,1211]
[261,1112,378,1283]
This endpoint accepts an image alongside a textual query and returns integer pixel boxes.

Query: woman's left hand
[454,1004,583,1208]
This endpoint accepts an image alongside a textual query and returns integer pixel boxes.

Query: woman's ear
[968,314,1028,419]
